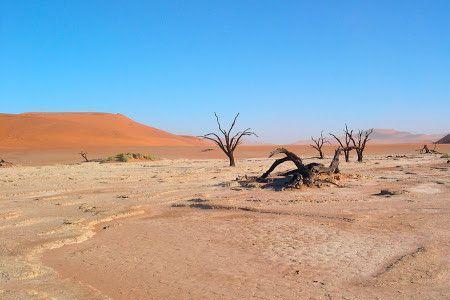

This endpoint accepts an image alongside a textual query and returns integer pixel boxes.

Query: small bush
[116,153,129,162]
[441,153,450,159]
[101,152,155,163]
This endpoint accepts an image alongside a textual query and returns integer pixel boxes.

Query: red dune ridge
[0,112,206,150]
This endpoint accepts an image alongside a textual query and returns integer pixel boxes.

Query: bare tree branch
[227,113,240,137]
[329,125,354,162]
[231,128,257,151]
[201,134,227,153]
[200,113,256,166]
[348,128,374,162]
[214,112,226,135]
[79,151,89,162]
[310,131,327,159]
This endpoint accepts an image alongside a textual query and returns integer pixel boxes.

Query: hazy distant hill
[294,129,444,145]
[435,134,450,144]
[0,112,206,150]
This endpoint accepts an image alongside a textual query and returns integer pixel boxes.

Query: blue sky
[1,1,449,143]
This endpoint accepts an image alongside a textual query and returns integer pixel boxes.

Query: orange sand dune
[0,112,206,150]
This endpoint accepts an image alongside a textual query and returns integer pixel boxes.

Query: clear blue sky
[1,1,449,143]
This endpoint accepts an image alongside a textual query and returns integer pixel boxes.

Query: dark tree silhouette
[419,144,441,154]
[79,151,89,162]
[420,145,431,154]
[329,125,354,162]
[259,147,342,188]
[348,128,374,162]
[200,113,256,167]
[0,158,14,167]
[310,131,327,159]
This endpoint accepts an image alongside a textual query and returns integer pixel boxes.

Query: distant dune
[0,112,206,149]
[369,129,444,144]
[295,129,444,145]
[436,134,450,144]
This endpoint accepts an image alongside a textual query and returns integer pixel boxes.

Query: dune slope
[436,134,450,144]
[0,112,205,149]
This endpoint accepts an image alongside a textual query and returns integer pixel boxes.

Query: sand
[1,149,449,299]
[0,112,205,150]
[2,143,448,166]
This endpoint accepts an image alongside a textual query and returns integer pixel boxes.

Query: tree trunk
[261,157,289,178]
[259,147,342,188]
[319,150,324,159]
[344,150,350,162]
[228,153,236,167]
[356,150,363,162]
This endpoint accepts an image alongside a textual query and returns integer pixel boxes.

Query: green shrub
[101,152,155,163]
[441,153,449,158]
[116,153,129,162]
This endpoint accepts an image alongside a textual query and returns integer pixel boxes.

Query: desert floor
[1,144,444,165]
[1,148,449,299]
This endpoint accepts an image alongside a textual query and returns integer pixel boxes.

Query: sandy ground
[2,143,447,166]
[1,150,449,299]
[0,112,205,150]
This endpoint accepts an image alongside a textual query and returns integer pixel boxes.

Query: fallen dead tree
[257,147,342,189]
[419,144,441,154]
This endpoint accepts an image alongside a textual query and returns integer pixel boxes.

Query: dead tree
[0,158,14,167]
[420,145,431,154]
[419,144,441,154]
[79,151,89,162]
[348,128,374,162]
[310,131,327,159]
[259,147,341,188]
[330,125,354,162]
[312,147,342,174]
[200,113,256,167]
